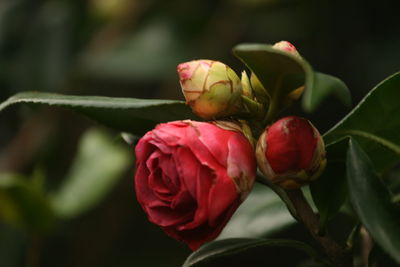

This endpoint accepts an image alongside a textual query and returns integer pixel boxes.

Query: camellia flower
[134,120,256,250]
[177,60,242,119]
[256,116,326,189]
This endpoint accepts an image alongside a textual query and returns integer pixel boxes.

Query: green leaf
[183,238,319,267]
[0,92,197,135]
[310,138,348,227]
[79,19,187,81]
[304,72,351,113]
[325,72,400,172]
[232,43,350,113]
[368,243,399,267]
[233,43,311,96]
[218,183,295,239]
[0,173,55,232]
[50,128,131,219]
[346,138,400,264]
[0,224,27,267]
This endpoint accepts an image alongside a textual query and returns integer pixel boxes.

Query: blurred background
[0,0,399,266]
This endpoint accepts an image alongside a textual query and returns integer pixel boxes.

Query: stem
[263,74,283,125]
[256,174,298,220]
[26,235,42,267]
[256,175,299,220]
[285,189,352,267]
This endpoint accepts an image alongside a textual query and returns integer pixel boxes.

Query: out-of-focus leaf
[0,92,197,135]
[14,1,73,92]
[218,183,295,239]
[183,238,319,267]
[51,128,131,219]
[233,43,350,113]
[368,243,399,267]
[325,72,400,173]
[79,19,187,81]
[0,173,55,232]
[310,138,348,227]
[0,223,27,267]
[347,138,400,264]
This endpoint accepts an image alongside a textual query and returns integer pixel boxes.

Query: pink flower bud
[135,120,256,250]
[272,41,300,58]
[256,116,326,189]
[177,60,242,119]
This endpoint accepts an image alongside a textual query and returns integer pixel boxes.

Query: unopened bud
[250,72,270,105]
[272,41,301,58]
[256,116,326,189]
[177,60,242,119]
[241,71,253,99]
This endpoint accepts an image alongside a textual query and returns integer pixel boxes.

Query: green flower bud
[250,72,270,105]
[241,71,253,99]
[177,60,242,119]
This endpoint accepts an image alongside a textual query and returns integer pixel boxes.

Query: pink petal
[162,197,240,250]
[195,122,234,167]
[207,170,239,227]
[135,132,157,162]
[227,133,256,186]
[181,122,223,171]
[146,200,194,227]
[178,163,213,231]
[135,163,159,208]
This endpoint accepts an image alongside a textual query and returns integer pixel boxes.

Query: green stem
[263,74,283,125]
[346,223,361,250]
[241,95,264,117]
[256,174,298,220]
[285,189,353,267]
[26,235,43,267]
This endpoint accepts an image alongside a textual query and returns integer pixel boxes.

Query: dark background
[0,0,399,266]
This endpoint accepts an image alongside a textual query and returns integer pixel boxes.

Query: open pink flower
[134,120,256,250]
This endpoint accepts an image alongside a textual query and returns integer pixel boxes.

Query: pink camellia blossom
[256,116,326,189]
[134,120,256,250]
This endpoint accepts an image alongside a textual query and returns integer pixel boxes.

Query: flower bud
[256,116,326,189]
[177,60,242,119]
[272,41,300,58]
[241,71,253,99]
[250,72,270,105]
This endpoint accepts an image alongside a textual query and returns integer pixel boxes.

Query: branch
[285,189,352,267]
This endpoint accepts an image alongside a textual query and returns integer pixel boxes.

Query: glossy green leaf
[310,138,348,227]
[50,128,131,219]
[218,183,295,239]
[347,138,400,263]
[183,238,319,267]
[325,72,400,172]
[0,173,55,232]
[304,72,351,112]
[0,92,197,135]
[233,43,311,96]
[233,43,350,113]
